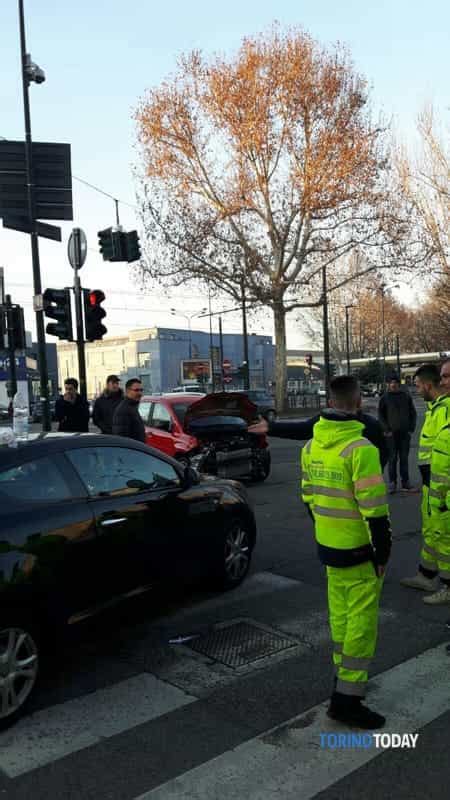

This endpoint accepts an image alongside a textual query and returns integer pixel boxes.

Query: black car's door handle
[100,517,127,527]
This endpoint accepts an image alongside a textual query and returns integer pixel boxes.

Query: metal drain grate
[185,621,297,668]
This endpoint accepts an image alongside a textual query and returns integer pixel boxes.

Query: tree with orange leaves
[135,27,411,409]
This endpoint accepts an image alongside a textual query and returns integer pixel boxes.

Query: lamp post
[170,308,207,359]
[18,0,51,431]
[218,316,224,391]
[322,264,331,401]
[379,285,386,388]
[345,305,353,375]
[396,333,401,379]
[378,283,400,388]
[208,285,214,387]
[240,275,250,390]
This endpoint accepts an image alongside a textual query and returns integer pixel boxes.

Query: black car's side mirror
[182,465,200,488]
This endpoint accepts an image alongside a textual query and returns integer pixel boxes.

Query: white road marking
[155,571,304,624]
[0,674,195,778]
[136,643,450,800]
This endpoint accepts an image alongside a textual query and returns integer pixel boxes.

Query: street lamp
[170,308,207,359]
[345,305,354,375]
[379,283,400,388]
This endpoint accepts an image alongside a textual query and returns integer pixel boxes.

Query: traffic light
[43,288,73,341]
[121,230,141,263]
[97,227,123,262]
[7,304,26,350]
[83,289,107,341]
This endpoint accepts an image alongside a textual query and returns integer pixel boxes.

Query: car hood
[183,392,258,429]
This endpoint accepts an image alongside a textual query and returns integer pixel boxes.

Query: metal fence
[286,392,323,410]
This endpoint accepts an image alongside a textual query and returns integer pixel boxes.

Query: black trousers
[387,432,411,485]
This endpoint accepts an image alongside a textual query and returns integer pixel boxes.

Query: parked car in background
[170,385,205,394]
[139,392,271,481]
[361,386,380,398]
[30,399,57,423]
[235,390,277,423]
[0,404,10,423]
[0,433,256,728]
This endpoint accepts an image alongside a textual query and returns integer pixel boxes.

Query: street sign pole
[5,294,18,399]
[18,0,51,431]
[68,228,88,402]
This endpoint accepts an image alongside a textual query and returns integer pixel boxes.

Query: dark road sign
[2,215,62,241]
[0,140,73,224]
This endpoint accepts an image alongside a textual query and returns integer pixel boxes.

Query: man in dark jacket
[265,408,389,469]
[378,376,417,492]
[93,374,124,434]
[55,378,90,433]
[112,378,146,442]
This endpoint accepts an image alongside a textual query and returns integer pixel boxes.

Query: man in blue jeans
[378,376,417,492]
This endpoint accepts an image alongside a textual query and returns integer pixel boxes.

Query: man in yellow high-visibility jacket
[401,363,450,592]
[425,420,450,604]
[302,375,391,729]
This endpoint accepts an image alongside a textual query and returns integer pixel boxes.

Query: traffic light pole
[5,295,18,399]
[72,230,87,402]
[18,0,51,431]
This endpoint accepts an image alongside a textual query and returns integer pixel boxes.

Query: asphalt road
[1,399,449,799]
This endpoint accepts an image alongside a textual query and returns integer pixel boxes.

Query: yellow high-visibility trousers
[420,486,439,573]
[327,561,383,697]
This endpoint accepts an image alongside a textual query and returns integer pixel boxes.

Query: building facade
[57,327,275,398]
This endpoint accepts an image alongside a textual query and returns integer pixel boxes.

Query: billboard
[181,359,211,384]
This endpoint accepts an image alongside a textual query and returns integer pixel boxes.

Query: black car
[0,434,256,728]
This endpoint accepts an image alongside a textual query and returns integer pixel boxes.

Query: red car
[139,392,271,482]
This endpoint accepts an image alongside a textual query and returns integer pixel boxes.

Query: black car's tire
[250,450,271,482]
[175,454,191,469]
[0,612,41,730]
[213,516,254,591]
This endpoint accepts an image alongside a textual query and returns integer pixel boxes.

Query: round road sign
[68,227,88,270]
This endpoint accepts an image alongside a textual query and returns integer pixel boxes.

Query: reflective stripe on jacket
[418,396,450,467]
[301,416,389,555]
[429,424,450,533]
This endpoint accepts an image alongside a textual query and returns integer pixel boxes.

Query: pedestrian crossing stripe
[0,674,196,778]
[135,642,450,800]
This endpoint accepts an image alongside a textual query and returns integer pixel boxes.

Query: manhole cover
[185,620,297,668]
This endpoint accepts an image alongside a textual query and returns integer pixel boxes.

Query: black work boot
[327,692,385,729]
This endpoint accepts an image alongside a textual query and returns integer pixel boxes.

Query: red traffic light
[89,290,105,306]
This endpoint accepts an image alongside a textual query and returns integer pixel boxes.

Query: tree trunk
[273,302,287,412]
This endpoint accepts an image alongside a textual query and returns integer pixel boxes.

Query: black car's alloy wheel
[221,518,252,589]
[0,622,39,728]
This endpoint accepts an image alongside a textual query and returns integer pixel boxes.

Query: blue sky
[1,0,448,345]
